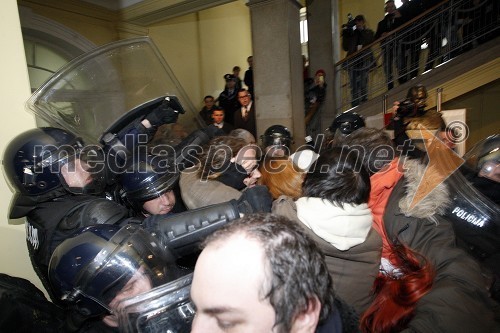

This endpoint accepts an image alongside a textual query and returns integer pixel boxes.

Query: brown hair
[258,157,305,200]
[198,136,253,180]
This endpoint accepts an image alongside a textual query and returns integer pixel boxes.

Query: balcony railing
[334,0,499,114]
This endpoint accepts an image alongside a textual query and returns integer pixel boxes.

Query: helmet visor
[58,145,107,194]
[117,273,195,333]
[49,224,179,317]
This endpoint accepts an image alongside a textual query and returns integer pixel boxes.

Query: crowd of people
[198,56,256,138]
[201,56,328,141]
[2,50,500,333]
[341,0,499,106]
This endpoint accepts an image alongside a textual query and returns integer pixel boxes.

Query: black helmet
[475,134,499,177]
[3,127,105,218]
[48,224,180,317]
[120,156,179,214]
[3,127,79,196]
[261,125,293,155]
[329,111,365,136]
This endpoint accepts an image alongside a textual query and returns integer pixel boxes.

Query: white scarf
[296,197,372,251]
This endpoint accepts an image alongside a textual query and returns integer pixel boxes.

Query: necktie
[243,107,248,121]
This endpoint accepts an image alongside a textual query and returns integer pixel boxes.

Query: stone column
[306,0,338,132]
[247,0,305,148]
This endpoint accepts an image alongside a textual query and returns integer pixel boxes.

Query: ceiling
[81,0,240,25]
[79,0,304,25]
[80,0,144,11]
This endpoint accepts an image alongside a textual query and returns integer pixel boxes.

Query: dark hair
[203,95,214,101]
[210,107,225,115]
[202,213,335,332]
[302,147,370,206]
[342,127,395,175]
[198,136,247,180]
[232,66,240,71]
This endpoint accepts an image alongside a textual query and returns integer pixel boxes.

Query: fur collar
[399,159,451,221]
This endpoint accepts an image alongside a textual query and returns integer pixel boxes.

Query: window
[24,40,70,92]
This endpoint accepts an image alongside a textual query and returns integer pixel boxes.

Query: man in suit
[243,56,254,99]
[374,0,404,90]
[210,107,233,134]
[234,88,256,138]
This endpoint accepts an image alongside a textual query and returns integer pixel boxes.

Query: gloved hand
[145,96,185,127]
[217,163,248,191]
[236,185,273,215]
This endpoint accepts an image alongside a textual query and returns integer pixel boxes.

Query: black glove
[217,163,248,191]
[235,185,273,215]
[145,96,184,127]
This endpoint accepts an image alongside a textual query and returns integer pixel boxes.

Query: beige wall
[18,0,118,45]
[443,79,500,148]
[0,0,41,293]
[149,1,252,112]
[338,0,381,58]
[20,0,252,127]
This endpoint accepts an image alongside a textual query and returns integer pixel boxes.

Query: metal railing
[334,0,499,114]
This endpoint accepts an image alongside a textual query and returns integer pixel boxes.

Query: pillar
[247,0,305,148]
[306,0,338,131]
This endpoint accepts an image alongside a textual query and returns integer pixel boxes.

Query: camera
[396,98,425,118]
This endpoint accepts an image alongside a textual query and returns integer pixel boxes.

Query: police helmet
[48,224,180,317]
[329,111,366,136]
[120,157,179,214]
[474,134,499,180]
[3,127,106,217]
[261,125,293,153]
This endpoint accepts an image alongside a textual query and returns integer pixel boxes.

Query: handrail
[331,0,499,114]
[336,0,450,67]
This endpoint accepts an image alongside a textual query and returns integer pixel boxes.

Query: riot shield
[26,37,198,145]
[117,273,195,333]
[444,135,500,261]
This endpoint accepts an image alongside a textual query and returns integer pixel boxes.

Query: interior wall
[18,1,118,45]
[0,0,40,293]
[338,0,381,59]
[149,0,252,112]
[443,79,500,149]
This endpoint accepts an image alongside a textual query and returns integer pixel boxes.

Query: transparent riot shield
[117,273,195,333]
[26,37,198,145]
[444,135,500,260]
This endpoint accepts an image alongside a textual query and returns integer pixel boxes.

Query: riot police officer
[4,125,272,303]
[260,124,293,157]
[48,223,190,332]
[4,127,132,304]
[119,156,186,217]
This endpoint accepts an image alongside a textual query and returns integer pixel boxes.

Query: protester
[190,213,360,333]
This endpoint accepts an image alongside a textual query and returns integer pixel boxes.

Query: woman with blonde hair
[258,157,304,200]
